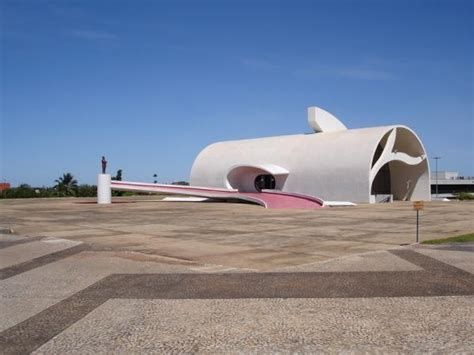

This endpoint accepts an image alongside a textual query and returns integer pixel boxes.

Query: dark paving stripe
[0,236,44,250]
[103,270,473,300]
[389,249,474,275]
[433,244,474,252]
[1,249,473,354]
[0,244,89,280]
[0,290,109,355]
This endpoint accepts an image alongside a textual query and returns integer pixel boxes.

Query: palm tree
[55,173,78,196]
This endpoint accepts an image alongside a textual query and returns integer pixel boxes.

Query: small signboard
[413,201,424,210]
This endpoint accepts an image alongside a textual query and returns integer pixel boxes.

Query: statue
[101,156,107,174]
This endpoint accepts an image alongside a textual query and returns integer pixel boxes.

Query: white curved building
[190,107,431,203]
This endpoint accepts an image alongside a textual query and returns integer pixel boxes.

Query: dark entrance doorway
[371,163,391,195]
[254,174,276,192]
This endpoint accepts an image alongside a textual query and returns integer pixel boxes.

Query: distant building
[431,171,474,196]
[432,171,460,180]
[0,183,11,192]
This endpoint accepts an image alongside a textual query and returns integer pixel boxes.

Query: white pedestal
[97,174,111,204]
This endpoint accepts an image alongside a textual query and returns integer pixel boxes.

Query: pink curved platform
[110,181,324,209]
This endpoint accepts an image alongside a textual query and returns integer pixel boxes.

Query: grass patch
[422,232,474,244]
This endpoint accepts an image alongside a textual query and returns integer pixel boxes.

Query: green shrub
[172,181,190,186]
[76,185,97,197]
[456,192,474,200]
[1,184,37,198]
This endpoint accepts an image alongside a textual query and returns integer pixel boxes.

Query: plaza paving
[0,197,473,353]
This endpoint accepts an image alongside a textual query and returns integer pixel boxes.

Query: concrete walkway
[0,198,473,353]
[1,197,472,269]
[111,181,324,209]
[0,238,472,353]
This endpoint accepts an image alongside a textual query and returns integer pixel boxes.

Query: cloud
[71,29,117,41]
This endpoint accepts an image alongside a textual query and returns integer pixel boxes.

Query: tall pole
[416,209,419,243]
[433,157,441,199]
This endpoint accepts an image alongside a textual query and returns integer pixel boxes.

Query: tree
[55,173,78,196]
[76,184,97,197]
[112,169,123,196]
[0,184,37,198]
[112,169,123,181]
[171,181,190,186]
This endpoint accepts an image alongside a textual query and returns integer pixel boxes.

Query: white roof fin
[307,106,347,133]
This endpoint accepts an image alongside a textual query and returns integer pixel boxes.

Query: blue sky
[1,0,473,187]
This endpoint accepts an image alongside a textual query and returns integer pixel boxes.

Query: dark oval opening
[254,174,276,192]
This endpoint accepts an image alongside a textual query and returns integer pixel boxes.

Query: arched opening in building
[254,174,276,192]
[370,127,429,202]
[371,163,391,195]
[226,165,288,192]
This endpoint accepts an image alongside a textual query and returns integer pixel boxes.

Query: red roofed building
[0,183,11,192]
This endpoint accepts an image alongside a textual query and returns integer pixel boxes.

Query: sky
[1,0,473,187]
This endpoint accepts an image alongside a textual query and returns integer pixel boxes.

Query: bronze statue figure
[101,156,107,174]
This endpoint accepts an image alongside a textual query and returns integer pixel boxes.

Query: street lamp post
[432,157,441,199]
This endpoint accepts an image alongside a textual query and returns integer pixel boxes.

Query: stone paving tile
[203,232,307,248]
[195,249,329,270]
[274,249,424,272]
[36,229,121,239]
[0,233,27,243]
[19,217,63,222]
[2,262,473,353]
[0,243,473,353]
[33,297,474,354]
[422,219,474,233]
[0,243,88,281]
[0,252,196,332]
[111,223,195,234]
[1,199,473,353]
[0,238,81,269]
[266,226,355,238]
[278,240,398,258]
[208,223,303,233]
[414,247,474,274]
[2,199,473,268]
[0,235,44,249]
[91,234,255,260]
[4,224,84,235]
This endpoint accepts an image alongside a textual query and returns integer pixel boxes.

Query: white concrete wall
[97,174,111,204]
[190,125,431,203]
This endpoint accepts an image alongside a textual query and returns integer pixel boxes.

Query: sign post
[412,201,424,243]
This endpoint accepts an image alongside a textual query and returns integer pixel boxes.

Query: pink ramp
[110,181,324,209]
